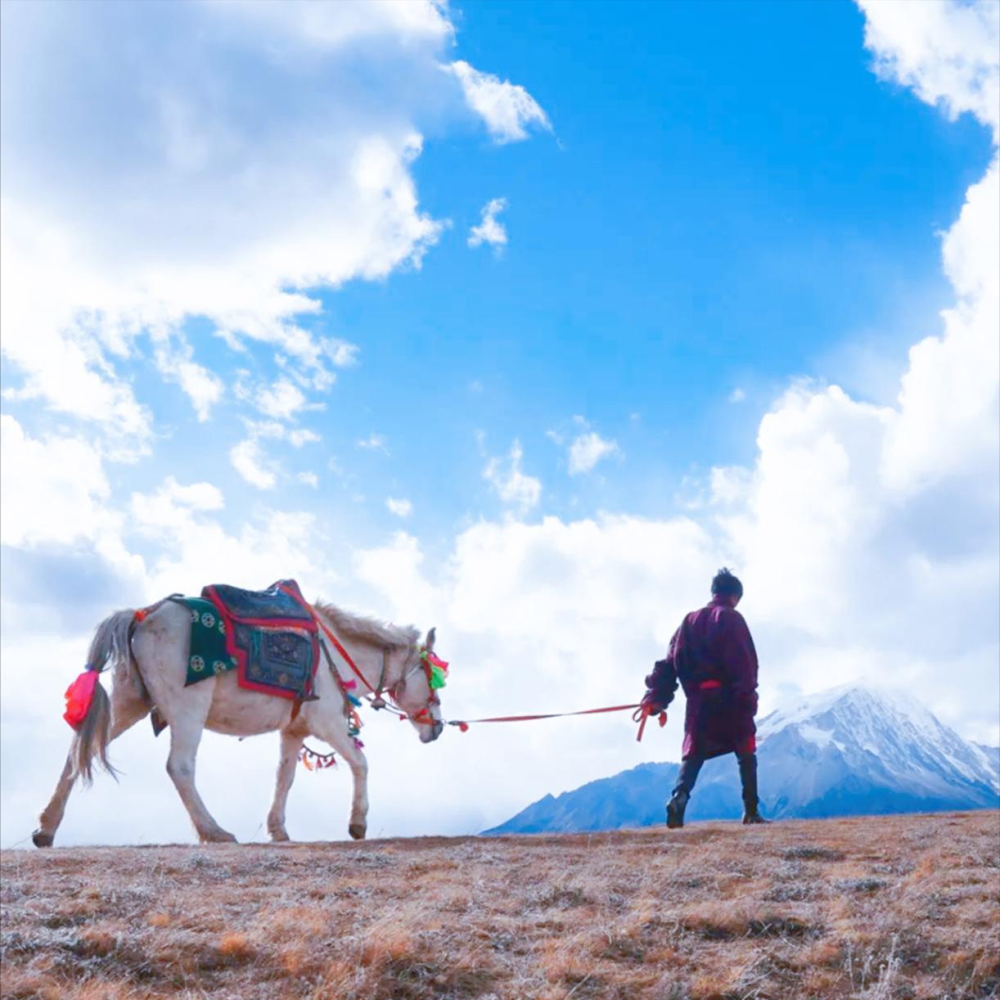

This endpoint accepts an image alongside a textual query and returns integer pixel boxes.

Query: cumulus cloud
[449,61,551,144]
[1,416,112,550]
[229,438,277,490]
[288,428,321,448]
[153,337,225,422]
[0,1,541,451]
[468,198,508,251]
[386,497,414,518]
[568,431,621,475]
[859,0,999,139]
[254,378,310,421]
[483,440,542,512]
[131,477,225,532]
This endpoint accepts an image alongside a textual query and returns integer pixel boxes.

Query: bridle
[389,645,443,727]
[310,605,442,730]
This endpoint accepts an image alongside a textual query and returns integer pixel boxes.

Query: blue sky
[1,0,997,846]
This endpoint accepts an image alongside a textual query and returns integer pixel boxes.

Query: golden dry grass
[1,811,998,1000]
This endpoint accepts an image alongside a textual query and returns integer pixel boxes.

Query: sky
[1,0,997,847]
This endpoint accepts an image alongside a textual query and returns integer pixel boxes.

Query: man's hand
[640,694,665,715]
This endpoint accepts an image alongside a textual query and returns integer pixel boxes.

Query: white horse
[33,598,444,847]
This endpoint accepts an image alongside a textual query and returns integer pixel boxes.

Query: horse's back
[133,599,294,737]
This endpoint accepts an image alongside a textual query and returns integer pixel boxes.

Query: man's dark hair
[711,567,743,599]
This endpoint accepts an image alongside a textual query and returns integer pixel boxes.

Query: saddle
[176,579,320,702]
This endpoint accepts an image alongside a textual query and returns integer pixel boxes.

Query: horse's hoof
[32,830,53,849]
[348,823,366,841]
[200,829,238,844]
[269,828,290,843]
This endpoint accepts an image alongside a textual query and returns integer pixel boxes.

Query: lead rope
[445,703,667,741]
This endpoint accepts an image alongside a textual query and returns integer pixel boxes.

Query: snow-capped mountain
[485,684,999,834]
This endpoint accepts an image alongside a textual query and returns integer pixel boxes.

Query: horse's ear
[425,627,436,652]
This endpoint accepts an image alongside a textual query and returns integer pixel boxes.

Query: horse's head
[393,627,445,743]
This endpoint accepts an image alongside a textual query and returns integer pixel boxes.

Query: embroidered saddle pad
[175,579,319,701]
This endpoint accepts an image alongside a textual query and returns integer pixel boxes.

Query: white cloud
[153,336,225,422]
[0,415,109,549]
[357,433,389,454]
[229,438,277,490]
[468,197,508,251]
[210,0,454,51]
[729,387,746,403]
[386,496,413,518]
[0,415,143,586]
[297,471,319,488]
[289,428,321,448]
[568,431,620,475]
[449,61,551,144]
[323,339,361,368]
[0,1,481,443]
[131,477,225,532]
[483,440,541,511]
[859,0,999,139]
[255,378,310,421]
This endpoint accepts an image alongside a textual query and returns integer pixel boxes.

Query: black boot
[666,790,689,829]
[738,752,769,825]
[666,757,703,830]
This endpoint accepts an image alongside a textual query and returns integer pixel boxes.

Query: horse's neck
[324,634,390,692]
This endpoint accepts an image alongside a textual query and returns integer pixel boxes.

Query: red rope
[309,605,375,693]
[307,605,667,742]
[446,702,667,740]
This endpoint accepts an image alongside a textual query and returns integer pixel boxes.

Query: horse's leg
[267,729,305,842]
[340,739,370,841]
[166,703,236,844]
[33,756,76,849]
[307,710,369,841]
[33,686,149,848]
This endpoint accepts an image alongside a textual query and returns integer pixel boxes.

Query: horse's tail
[73,609,135,784]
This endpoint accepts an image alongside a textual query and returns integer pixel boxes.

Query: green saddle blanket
[177,598,239,685]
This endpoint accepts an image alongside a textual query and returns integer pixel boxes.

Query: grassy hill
[2,812,997,1000]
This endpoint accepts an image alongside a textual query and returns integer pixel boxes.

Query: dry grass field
[1,811,997,1000]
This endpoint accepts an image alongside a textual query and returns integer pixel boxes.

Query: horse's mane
[313,600,419,650]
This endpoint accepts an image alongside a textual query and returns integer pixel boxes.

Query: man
[641,568,767,828]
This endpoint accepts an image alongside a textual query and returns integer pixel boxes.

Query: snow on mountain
[486,684,999,834]
[970,742,1000,793]
[757,683,999,799]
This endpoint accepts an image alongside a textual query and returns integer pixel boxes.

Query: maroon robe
[643,597,759,760]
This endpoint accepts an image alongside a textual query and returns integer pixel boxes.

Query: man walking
[641,568,767,827]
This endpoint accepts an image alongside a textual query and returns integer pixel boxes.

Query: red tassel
[63,671,99,730]
[458,722,469,733]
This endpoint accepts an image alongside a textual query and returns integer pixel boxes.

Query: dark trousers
[672,751,760,813]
